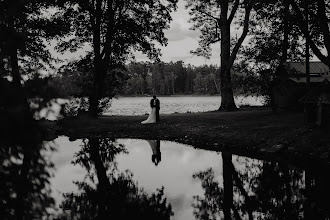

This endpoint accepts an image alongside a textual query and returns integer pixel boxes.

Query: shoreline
[39,108,330,170]
[113,93,262,98]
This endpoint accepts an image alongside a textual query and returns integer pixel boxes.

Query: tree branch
[228,0,240,24]
[317,0,330,53]
[101,0,114,62]
[228,3,253,68]
[87,0,96,30]
[198,8,219,23]
[231,163,254,220]
[288,0,328,65]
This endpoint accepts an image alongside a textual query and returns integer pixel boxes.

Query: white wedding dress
[141,107,156,124]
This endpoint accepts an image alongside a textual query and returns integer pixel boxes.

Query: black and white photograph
[1,0,330,219]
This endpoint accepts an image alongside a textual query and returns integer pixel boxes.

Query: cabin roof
[289,77,329,83]
[284,62,330,75]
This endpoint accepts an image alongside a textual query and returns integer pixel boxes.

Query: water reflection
[147,140,162,166]
[2,137,330,219]
[192,152,330,220]
[0,140,55,219]
[57,138,173,219]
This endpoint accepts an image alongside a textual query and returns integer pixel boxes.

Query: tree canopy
[288,0,330,68]
[0,0,68,84]
[185,0,257,111]
[55,0,178,115]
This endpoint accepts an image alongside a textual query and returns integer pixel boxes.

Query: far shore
[39,108,330,170]
[113,93,261,98]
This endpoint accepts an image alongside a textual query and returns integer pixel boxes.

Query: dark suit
[150,98,160,123]
[155,98,160,122]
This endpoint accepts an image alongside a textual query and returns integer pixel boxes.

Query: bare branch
[288,0,328,64]
[198,9,219,22]
[228,0,240,24]
[228,3,253,68]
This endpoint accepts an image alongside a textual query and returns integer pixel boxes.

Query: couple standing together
[141,95,160,124]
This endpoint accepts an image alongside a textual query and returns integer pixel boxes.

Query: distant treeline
[123,61,221,95]
[50,61,248,97]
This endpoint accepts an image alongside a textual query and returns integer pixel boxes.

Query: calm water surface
[3,136,329,219]
[106,95,264,116]
[39,95,264,120]
[45,137,329,219]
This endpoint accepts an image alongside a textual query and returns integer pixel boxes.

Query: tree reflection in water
[0,141,55,220]
[58,138,173,220]
[192,152,330,220]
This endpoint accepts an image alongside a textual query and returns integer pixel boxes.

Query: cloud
[165,21,200,42]
[164,0,200,42]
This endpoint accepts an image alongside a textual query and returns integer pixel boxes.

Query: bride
[141,96,157,124]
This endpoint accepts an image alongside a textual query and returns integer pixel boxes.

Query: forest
[50,61,252,96]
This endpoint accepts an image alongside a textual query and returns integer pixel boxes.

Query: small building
[273,62,330,110]
[299,79,330,127]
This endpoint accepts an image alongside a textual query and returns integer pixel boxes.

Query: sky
[51,0,221,69]
[134,0,221,66]
[50,0,320,70]
[130,0,322,66]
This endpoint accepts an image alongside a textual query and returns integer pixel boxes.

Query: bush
[63,97,112,117]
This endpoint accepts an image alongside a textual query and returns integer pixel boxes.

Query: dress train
[141,107,156,124]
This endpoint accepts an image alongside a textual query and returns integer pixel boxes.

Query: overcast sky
[50,0,322,71]
[134,0,221,66]
[51,0,221,68]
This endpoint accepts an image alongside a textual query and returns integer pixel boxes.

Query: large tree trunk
[89,138,110,219]
[219,0,237,111]
[15,147,33,220]
[222,151,233,220]
[8,1,21,87]
[219,68,237,111]
[89,0,103,117]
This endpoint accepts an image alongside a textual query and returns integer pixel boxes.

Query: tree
[235,0,311,106]
[58,138,173,219]
[56,0,178,116]
[288,0,330,68]
[192,154,309,220]
[0,0,67,86]
[185,0,256,111]
[0,0,70,132]
[0,141,56,220]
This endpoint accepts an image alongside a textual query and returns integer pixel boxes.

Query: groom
[150,95,160,123]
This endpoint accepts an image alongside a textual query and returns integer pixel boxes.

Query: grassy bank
[39,108,330,168]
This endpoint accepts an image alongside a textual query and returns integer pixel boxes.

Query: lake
[3,136,329,219]
[105,95,264,116]
[38,95,264,120]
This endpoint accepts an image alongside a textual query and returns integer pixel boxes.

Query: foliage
[185,0,258,111]
[238,0,306,103]
[55,0,178,115]
[192,168,223,220]
[121,61,221,95]
[52,61,226,96]
[288,0,330,68]
[61,97,111,117]
[0,141,56,219]
[0,0,69,81]
[0,0,70,124]
[192,155,309,220]
[57,138,173,219]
